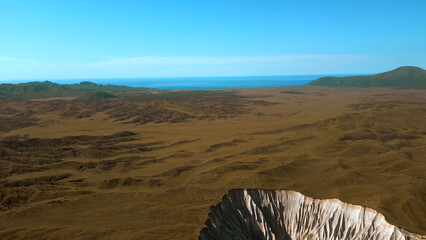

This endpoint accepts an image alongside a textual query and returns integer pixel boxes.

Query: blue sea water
[53,75,323,89]
[2,75,348,90]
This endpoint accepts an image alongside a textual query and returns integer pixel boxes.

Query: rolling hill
[309,66,426,88]
[0,81,150,100]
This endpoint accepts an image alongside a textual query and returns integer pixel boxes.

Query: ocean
[2,75,346,90]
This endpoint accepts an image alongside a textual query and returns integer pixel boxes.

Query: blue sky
[0,0,425,80]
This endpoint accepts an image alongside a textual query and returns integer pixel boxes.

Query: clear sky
[0,0,425,80]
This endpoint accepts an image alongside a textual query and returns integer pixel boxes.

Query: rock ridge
[199,189,425,240]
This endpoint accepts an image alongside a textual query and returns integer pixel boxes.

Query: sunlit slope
[309,66,426,88]
[200,189,424,240]
[0,88,425,239]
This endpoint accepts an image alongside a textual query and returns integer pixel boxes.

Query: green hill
[0,81,150,100]
[309,66,426,88]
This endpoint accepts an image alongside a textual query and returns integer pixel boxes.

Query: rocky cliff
[199,189,424,240]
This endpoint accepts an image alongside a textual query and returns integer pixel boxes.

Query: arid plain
[0,87,425,239]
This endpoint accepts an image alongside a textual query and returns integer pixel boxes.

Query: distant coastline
[0,75,352,90]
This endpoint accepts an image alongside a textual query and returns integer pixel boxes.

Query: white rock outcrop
[199,189,424,240]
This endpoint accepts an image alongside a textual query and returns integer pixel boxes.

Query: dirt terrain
[0,87,425,239]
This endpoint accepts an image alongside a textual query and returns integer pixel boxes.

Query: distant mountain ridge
[0,81,149,100]
[309,66,426,88]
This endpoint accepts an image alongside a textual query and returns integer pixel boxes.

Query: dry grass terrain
[0,87,425,239]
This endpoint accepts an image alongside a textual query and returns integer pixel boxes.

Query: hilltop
[309,66,426,88]
[0,81,149,100]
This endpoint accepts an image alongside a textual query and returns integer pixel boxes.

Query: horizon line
[0,72,370,83]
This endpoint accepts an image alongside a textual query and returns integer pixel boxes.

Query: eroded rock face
[199,189,424,240]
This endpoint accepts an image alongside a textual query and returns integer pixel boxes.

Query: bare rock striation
[199,189,424,240]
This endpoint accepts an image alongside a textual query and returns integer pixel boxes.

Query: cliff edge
[199,189,425,240]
